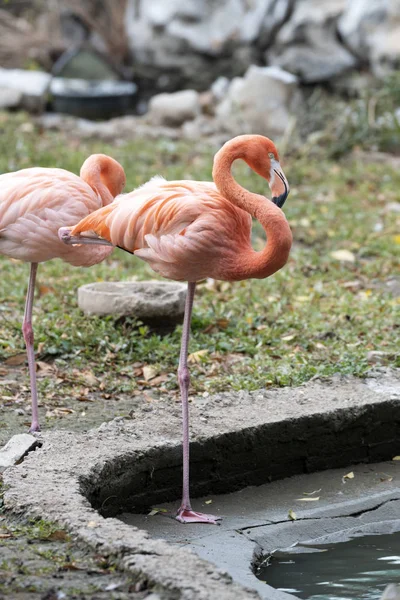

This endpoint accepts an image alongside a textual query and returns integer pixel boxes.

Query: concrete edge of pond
[3,367,400,600]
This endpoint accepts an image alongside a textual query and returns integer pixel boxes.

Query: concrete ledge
[3,368,400,599]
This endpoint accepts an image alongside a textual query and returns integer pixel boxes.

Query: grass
[0,111,399,411]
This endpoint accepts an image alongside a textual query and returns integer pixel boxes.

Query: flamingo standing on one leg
[59,135,292,524]
[0,155,126,432]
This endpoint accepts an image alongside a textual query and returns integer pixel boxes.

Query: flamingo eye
[268,152,275,159]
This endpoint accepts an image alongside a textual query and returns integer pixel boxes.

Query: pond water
[256,532,400,599]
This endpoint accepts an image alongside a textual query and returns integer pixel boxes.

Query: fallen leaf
[392,456,400,461]
[343,471,355,480]
[38,284,55,296]
[288,509,297,521]
[36,361,55,373]
[60,563,83,571]
[81,370,98,387]
[188,349,209,364]
[142,365,157,381]
[0,532,12,539]
[5,354,26,366]
[148,507,168,516]
[149,373,169,386]
[205,499,212,505]
[302,489,321,496]
[380,475,393,483]
[330,249,356,263]
[296,497,320,502]
[282,334,296,341]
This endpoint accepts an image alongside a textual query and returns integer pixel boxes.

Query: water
[256,532,400,599]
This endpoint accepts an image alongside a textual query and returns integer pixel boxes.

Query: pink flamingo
[59,135,292,524]
[0,155,126,433]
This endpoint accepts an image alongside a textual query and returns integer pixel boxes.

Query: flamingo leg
[176,282,221,525]
[22,263,40,433]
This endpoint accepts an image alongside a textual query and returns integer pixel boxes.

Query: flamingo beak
[270,161,289,208]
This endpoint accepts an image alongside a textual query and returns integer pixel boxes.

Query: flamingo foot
[176,507,221,524]
[29,422,40,433]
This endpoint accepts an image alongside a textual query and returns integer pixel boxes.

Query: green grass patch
[0,112,399,403]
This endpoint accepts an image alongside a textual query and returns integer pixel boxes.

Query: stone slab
[3,368,400,599]
[0,433,39,473]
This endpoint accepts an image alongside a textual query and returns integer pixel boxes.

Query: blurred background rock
[0,0,400,154]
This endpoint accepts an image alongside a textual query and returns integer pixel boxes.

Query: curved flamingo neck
[212,139,292,281]
[80,155,116,206]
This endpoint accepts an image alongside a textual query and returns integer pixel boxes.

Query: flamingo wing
[70,178,252,281]
[0,168,103,263]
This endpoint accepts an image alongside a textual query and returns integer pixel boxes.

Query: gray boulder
[338,0,388,59]
[0,68,51,112]
[124,0,292,91]
[268,0,357,82]
[215,64,298,137]
[147,89,201,127]
[78,281,187,323]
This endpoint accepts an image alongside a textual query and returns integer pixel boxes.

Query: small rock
[0,87,23,109]
[0,433,39,472]
[14,408,25,416]
[381,584,400,600]
[210,76,230,102]
[147,89,201,127]
[78,281,187,322]
[386,202,400,214]
[367,351,397,365]
[0,68,51,112]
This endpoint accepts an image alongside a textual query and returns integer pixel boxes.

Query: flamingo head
[242,136,290,208]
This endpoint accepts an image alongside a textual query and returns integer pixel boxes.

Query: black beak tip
[272,193,289,208]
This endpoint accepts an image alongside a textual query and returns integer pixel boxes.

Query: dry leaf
[36,361,54,373]
[81,370,97,387]
[330,249,356,263]
[380,475,393,483]
[38,284,55,296]
[142,366,157,381]
[297,497,320,502]
[5,354,26,366]
[0,532,12,539]
[205,499,212,505]
[188,349,209,364]
[288,509,297,521]
[149,374,169,386]
[148,507,168,516]
[282,334,296,341]
[392,456,400,461]
[47,529,68,541]
[343,471,355,481]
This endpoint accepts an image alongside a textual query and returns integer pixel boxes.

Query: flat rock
[0,434,39,473]
[78,281,187,321]
[0,68,51,112]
